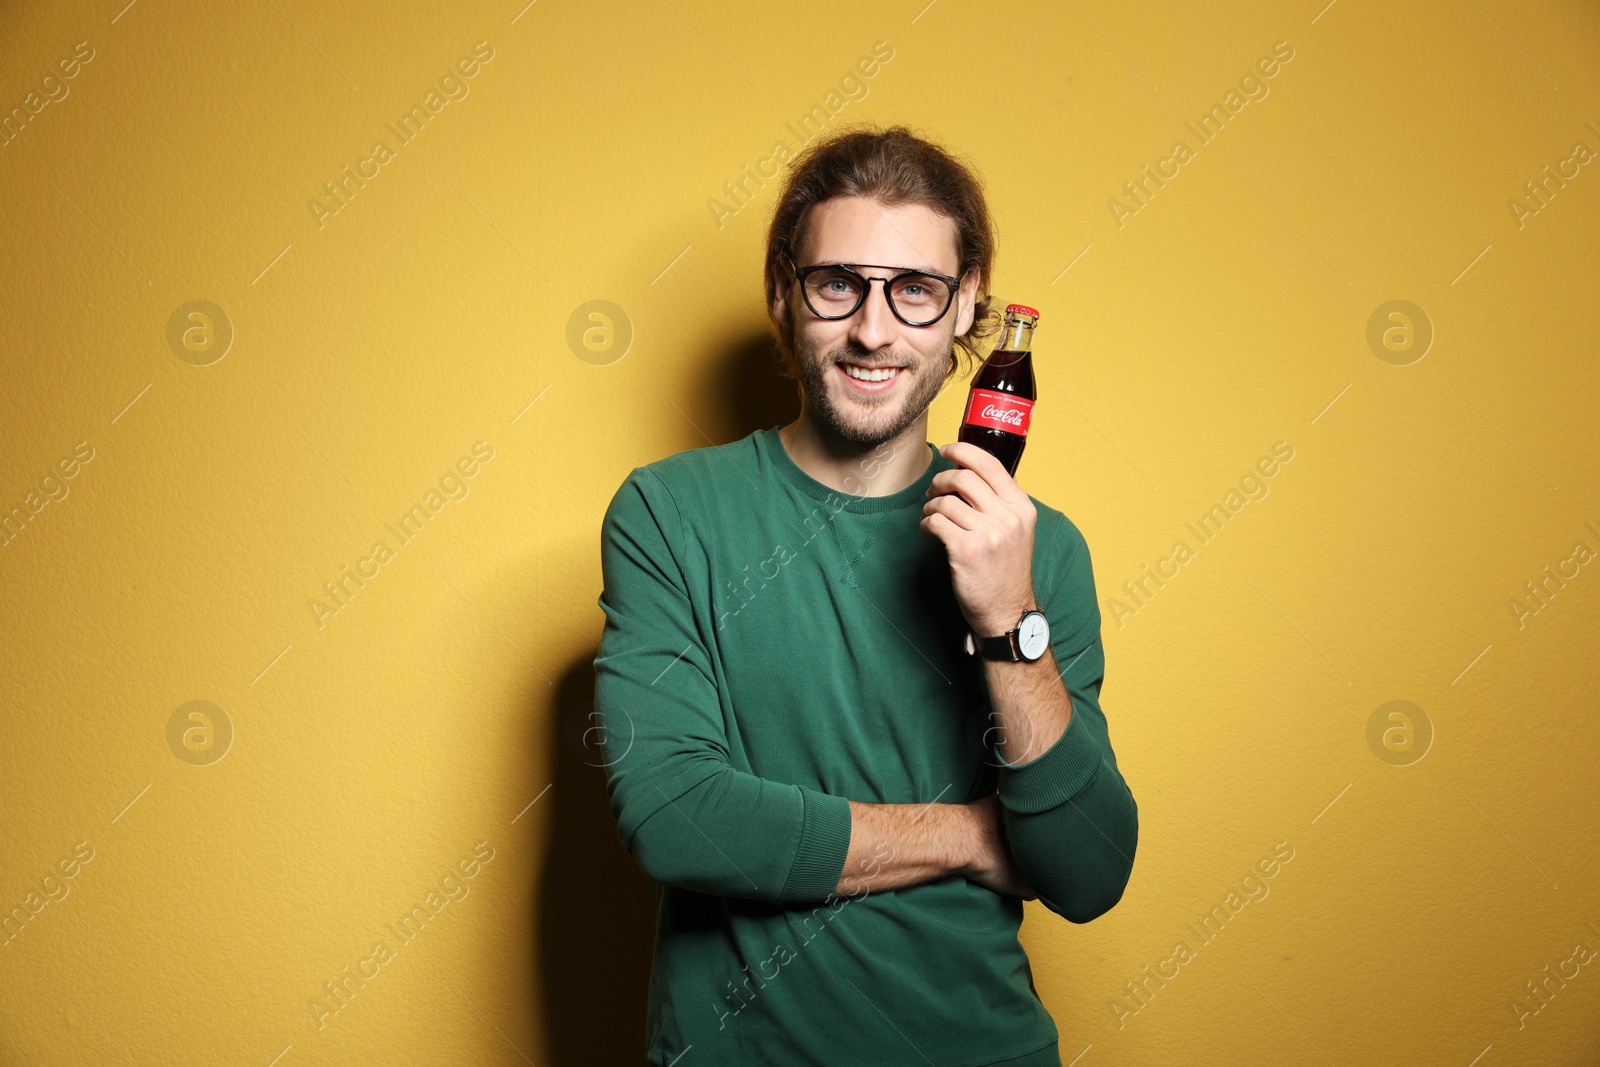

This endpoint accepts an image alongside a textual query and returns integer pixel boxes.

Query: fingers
[939,442,1031,506]
[922,492,980,532]
[920,511,968,543]
[926,468,998,513]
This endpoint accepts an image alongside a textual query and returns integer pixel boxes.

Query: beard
[793,333,951,448]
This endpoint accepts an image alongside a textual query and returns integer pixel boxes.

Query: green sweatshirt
[593,425,1138,1067]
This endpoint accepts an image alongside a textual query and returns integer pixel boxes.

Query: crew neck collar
[758,425,947,513]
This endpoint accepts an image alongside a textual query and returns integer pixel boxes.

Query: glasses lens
[888,273,952,325]
[803,268,866,317]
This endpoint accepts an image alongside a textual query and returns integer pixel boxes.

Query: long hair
[762,123,1001,383]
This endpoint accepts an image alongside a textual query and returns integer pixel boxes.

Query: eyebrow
[824,261,955,275]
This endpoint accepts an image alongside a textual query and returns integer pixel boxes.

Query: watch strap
[966,609,1047,663]
[974,630,1020,661]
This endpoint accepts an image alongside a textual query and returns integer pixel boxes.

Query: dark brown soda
[958,307,1038,477]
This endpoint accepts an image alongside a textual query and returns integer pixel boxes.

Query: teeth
[843,364,899,382]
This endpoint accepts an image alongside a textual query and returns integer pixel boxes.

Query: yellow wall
[3,0,1597,1063]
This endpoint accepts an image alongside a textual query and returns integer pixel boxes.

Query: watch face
[1018,611,1050,660]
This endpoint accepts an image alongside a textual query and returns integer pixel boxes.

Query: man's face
[775,196,981,447]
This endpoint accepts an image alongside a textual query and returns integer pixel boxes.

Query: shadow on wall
[536,335,796,1063]
[537,648,656,1064]
[703,332,801,445]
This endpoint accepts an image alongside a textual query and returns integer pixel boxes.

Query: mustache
[836,358,909,368]
[824,348,924,366]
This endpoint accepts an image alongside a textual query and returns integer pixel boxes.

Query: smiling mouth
[838,362,906,384]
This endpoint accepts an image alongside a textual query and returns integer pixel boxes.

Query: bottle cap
[1005,303,1040,320]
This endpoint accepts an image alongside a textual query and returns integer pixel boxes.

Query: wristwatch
[964,609,1050,663]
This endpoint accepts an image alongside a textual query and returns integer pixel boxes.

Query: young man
[594,125,1138,1066]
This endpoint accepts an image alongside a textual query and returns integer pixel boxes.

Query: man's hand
[963,793,1037,900]
[920,441,1038,636]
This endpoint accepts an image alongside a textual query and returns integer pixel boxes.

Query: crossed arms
[594,468,1138,923]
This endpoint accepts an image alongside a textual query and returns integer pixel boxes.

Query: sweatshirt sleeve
[592,467,853,906]
[990,515,1139,923]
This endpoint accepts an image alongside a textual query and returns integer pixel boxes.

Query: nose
[848,279,897,353]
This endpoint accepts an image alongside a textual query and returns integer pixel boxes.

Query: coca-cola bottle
[958,303,1039,477]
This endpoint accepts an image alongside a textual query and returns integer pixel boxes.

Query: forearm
[835,799,974,897]
[620,764,852,905]
[1003,762,1138,922]
[982,627,1139,922]
[981,634,1073,767]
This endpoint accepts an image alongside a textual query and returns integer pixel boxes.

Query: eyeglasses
[788,258,966,328]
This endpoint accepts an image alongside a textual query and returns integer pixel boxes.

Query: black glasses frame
[787,258,966,327]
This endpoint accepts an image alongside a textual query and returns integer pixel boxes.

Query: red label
[961,387,1033,435]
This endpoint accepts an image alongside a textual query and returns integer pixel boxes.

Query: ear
[953,268,982,337]
[771,266,793,324]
